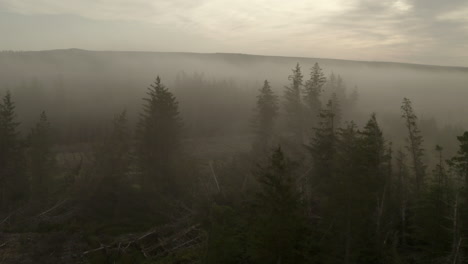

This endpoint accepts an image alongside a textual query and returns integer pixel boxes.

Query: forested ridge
[1,58,468,264]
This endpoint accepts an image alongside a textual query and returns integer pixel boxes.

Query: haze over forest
[2,1,468,263]
[2,49,468,127]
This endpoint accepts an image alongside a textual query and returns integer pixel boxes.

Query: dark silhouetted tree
[330,93,342,127]
[249,147,308,264]
[303,63,326,129]
[283,63,304,144]
[0,91,26,210]
[27,111,55,203]
[86,110,133,219]
[137,76,183,194]
[308,99,336,190]
[252,80,279,153]
[447,132,468,262]
[401,98,426,193]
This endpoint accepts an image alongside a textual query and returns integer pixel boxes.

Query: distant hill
[1,49,467,129]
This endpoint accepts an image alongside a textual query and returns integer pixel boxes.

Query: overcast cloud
[0,0,467,66]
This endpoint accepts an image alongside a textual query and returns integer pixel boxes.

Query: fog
[1,48,468,263]
[1,49,467,153]
[2,49,468,127]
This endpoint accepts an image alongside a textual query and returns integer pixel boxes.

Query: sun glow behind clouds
[0,0,354,27]
[392,0,412,12]
[0,0,467,65]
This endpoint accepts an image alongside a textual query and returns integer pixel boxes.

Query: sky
[0,0,467,66]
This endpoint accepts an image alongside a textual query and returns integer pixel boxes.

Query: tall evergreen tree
[401,98,426,193]
[447,131,468,263]
[95,111,131,189]
[252,80,279,153]
[249,147,308,264]
[335,75,347,104]
[87,110,132,218]
[0,91,26,210]
[414,145,453,262]
[309,99,336,190]
[303,63,326,128]
[137,76,183,194]
[283,63,304,144]
[448,132,468,185]
[27,111,54,203]
[332,123,361,264]
[349,86,359,110]
[395,149,409,249]
[330,93,342,127]
[346,86,359,120]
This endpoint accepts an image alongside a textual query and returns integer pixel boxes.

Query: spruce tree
[414,145,453,262]
[335,75,347,104]
[303,63,326,128]
[448,132,468,185]
[309,99,336,190]
[88,110,132,218]
[27,111,54,203]
[447,131,468,262]
[137,76,183,194]
[395,149,409,248]
[252,80,279,153]
[94,111,131,188]
[283,63,304,144]
[349,86,359,110]
[330,93,342,127]
[347,86,359,119]
[249,147,307,264]
[358,115,399,263]
[334,123,360,264]
[0,91,26,210]
[401,98,426,193]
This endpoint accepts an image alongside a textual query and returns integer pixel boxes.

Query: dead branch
[208,160,220,192]
[36,199,68,218]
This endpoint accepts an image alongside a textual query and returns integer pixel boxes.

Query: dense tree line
[0,63,467,264]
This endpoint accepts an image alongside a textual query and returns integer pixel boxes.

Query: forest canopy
[0,51,468,264]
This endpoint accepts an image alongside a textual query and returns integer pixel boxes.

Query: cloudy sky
[1,0,467,66]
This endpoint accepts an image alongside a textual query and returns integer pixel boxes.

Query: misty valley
[1,50,468,264]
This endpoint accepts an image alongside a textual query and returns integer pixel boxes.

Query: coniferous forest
[1,51,468,264]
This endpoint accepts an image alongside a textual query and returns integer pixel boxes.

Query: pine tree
[395,149,409,248]
[252,80,279,153]
[358,115,400,263]
[398,98,429,262]
[447,131,468,263]
[448,132,468,185]
[330,93,342,127]
[88,110,132,218]
[0,91,26,210]
[95,111,131,187]
[359,114,386,184]
[334,123,360,264]
[309,99,336,190]
[347,86,359,119]
[414,145,453,262]
[401,98,426,193]
[335,75,347,104]
[249,147,308,264]
[27,111,55,203]
[327,72,337,92]
[311,115,394,263]
[137,76,183,194]
[316,122,368,264]
[303,63,326,128]
[360,115,386,217]
[349,86,359,109]
[283,63,304,144]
